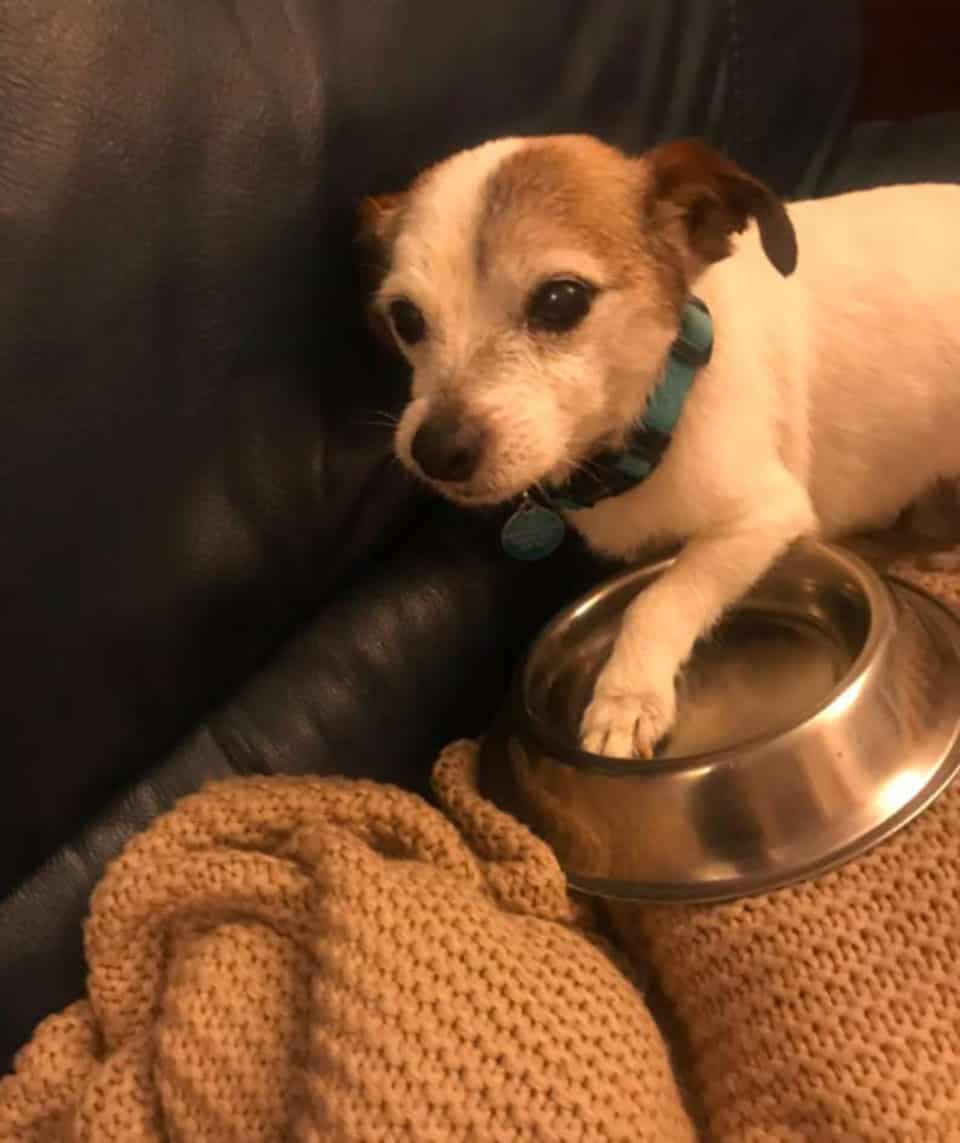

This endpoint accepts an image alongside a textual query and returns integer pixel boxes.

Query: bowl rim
[513,540,896,776]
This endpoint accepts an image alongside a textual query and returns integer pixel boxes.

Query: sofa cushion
[819,111,960,194]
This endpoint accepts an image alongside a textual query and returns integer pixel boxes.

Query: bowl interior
[523,547,873,761]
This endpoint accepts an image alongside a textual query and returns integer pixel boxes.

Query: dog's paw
[580,683,675,760]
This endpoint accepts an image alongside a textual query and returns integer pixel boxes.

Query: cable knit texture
[0,747,693,1142]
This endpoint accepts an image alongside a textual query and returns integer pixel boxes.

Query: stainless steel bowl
[478,541,960,902]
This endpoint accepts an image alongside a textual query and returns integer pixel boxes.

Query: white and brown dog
[360,135,960,759]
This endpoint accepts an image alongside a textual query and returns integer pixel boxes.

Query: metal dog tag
[501,496,566,561]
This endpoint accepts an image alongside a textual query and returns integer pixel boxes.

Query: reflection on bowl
[479,541,960,902]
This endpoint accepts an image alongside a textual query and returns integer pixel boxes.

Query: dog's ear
[357,192,407,350]
[357,192,407,273]
[643,139,797,277]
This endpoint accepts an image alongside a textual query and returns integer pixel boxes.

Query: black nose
[410,403,485,483]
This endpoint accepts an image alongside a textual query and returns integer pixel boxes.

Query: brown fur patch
[357,193,407,275]
[356,193,409,350]
[475,136,687,318]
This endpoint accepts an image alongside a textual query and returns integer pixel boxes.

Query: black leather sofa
[2,0,958,1071]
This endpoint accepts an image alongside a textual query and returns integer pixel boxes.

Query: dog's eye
[527,278,596,333]
[388,298,427,345]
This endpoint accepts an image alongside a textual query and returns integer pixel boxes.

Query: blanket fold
[0,753,693,1143]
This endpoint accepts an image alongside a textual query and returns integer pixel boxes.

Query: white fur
[383,139,960,758]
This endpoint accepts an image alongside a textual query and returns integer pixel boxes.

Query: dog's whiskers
[357,409,402,430]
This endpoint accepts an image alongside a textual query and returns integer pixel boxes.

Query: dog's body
[578,184,960,554]
[362,135,960,758]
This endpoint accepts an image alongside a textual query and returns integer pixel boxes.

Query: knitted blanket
[0,749,693,1142]
[2,547,959,1142]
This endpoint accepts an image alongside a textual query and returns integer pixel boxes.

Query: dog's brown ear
[357,192,407,349]
[357,192,407,271]
[644,139,797,276]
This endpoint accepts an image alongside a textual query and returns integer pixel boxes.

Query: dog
[359,134,960,759]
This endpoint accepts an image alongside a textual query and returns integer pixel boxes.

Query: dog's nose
[410,403,485,483]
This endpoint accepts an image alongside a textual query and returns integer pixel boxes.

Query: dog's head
[360,135,795,506]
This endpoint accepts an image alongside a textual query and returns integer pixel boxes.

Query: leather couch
[1,0,958,1071]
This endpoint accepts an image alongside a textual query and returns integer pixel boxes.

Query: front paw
[580,680,676,760]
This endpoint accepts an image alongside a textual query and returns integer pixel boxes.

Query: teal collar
[501,296,713,560]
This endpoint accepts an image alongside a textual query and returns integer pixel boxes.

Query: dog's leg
[580,480,815,758]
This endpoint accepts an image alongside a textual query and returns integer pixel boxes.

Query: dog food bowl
[478,541,960,902]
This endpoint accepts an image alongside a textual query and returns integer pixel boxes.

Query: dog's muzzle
[410,399,487,484]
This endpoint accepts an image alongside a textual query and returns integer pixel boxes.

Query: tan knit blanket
[2,548,959,1142]
[0,748,692,1142]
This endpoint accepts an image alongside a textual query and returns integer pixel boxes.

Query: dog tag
[501,497,566,561]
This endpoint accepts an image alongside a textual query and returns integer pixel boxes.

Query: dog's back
[701,183,960,537]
